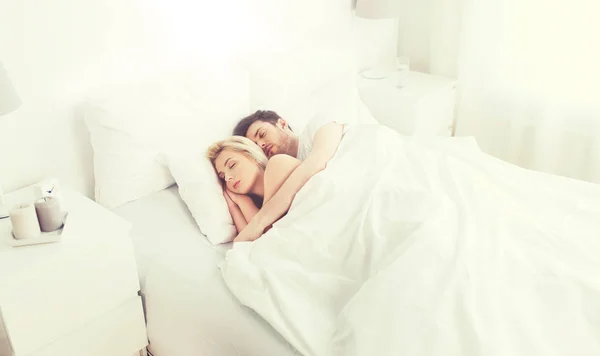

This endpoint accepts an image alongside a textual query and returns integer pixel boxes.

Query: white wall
[355,17,399,72]
[0,0,257,197]
[0,0,397,198]
[0,0,176,197]
[396,0,462,77]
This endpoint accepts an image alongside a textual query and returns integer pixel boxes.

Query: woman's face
[214,149,261,195]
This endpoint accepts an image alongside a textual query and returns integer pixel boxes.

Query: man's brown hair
[232,110,292,136]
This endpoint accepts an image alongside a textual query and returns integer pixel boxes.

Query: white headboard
[0,0,398,198]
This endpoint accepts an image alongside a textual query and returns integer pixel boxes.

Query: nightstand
[358,70,457,137]
[0,184,147,356]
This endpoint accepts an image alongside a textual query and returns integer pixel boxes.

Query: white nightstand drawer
[0,235,140,355]
[30,296,147,356]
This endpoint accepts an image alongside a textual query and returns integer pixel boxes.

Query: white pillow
[162,149,237,245]
[84,63,251,208]
[312,74,378,127]
[251,69,377,134]
[84,112,176,209]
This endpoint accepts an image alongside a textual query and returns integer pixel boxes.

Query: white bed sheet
[114,186,299,356]
[114,185,228,290]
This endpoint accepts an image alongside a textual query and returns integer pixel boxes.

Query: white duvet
[221,124,600,356]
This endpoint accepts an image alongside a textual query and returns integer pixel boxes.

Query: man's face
[246,119,291,159]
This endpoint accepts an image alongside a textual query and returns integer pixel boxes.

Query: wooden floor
[0,315,11,356]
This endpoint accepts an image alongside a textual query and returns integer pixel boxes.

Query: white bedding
[114,186,228,290]
[221,124,600,356]
[114,186,299,356]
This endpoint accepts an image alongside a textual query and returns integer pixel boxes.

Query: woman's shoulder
[266,154,301,170]
[265,155,301,179]
[263,155,301,193]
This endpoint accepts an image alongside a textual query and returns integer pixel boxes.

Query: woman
[207,136,301,238]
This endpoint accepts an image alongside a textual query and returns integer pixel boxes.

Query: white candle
[395,56,410,88]
[9,203,42,240]
[35,197,63,232]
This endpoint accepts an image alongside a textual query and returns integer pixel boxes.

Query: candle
[395,56,410,88]
[9,203,42,239]
[35,197,63,232]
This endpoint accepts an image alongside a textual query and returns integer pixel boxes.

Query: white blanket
[221,124,600,356]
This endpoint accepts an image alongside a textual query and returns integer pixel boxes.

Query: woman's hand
[224,188,249,205]
[223,185,237,208]
[221,185,260,242]
[222,185,250,234]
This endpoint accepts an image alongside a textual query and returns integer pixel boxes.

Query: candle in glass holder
[395,56,410,88]
[9,203,42,239]
[35,196,63,232]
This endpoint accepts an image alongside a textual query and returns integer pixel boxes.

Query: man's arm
[234,122,344,242]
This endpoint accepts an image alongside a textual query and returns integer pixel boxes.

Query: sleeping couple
[207,110,345,243]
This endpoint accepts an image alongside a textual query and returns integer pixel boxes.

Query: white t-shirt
[296,116,348,160]
[296,118,320,161]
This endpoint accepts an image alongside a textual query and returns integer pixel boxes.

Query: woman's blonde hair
[206,135,268,170]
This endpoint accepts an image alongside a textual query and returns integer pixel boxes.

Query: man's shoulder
[296,126,313,160]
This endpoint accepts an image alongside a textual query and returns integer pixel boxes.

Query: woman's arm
[226,190,259,223]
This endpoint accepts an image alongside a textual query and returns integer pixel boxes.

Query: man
[231,110,344,242]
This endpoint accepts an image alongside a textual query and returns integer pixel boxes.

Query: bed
[114,186,299,356]
[75,2,403,354]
